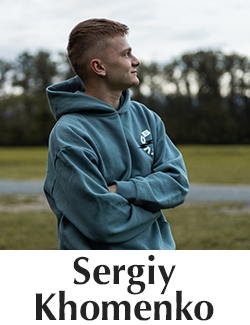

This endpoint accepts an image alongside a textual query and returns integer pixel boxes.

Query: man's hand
[108,184,117,194]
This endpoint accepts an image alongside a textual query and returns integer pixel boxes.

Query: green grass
[0,147,48,180]
[165,202,250,250]
[178,145,250,184]
[0,145,249,250]
[0,145,250,184]
[0,194,249,250]
[0,194,58,250]
[0,210,58,250]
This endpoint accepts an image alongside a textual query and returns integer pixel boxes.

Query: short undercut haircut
[67,18,129,82]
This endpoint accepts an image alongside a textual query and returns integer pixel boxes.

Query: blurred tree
[0,49,249,145]
[12,51,57,94]
[181,51,223,99]
[220,54,250,142]
[56,52,76,81]
[0,50,59,145]
[132,51,250,144]
[0,59,12,95]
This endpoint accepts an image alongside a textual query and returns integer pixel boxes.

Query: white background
[0,251,249,323]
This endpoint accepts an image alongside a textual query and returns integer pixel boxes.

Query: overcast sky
[1,0,250,64]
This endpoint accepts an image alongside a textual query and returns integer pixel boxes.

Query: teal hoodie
[44,76,189,250]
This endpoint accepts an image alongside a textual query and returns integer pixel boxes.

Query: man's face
[102,35,140,91]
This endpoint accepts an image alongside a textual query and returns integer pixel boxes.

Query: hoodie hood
[46,76,131,121]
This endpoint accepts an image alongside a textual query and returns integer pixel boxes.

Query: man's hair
[67,18,129,82]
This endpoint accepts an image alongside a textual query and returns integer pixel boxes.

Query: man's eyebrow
[121,47,132,54]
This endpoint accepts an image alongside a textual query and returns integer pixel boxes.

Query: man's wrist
[108,184,117,194]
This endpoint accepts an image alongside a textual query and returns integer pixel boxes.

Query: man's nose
[132,55,140,67]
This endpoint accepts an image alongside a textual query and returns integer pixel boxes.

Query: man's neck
[85,86,122,111]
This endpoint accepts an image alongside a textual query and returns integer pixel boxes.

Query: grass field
[0,210,58,250]
[0,147,48,180]
[0,145,250,183]
[165,202,250,250]
[0,145,249,250]
[178,145,250,184]
[0,194,249,250]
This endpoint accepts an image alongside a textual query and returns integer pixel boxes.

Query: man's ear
[90,59,106,77]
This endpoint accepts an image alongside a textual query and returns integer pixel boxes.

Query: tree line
[0,49,250,146]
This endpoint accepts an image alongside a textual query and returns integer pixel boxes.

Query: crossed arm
[47,118,189,245]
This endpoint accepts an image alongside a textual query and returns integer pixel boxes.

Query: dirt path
[0,193,50,213]
[1,180,250,203]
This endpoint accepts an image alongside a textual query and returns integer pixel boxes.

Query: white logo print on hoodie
[140,129,154,156]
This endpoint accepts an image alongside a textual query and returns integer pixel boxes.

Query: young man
[44,18,189,250]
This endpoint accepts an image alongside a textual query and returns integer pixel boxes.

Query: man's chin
[125,78,140,90]
[133,77,140,87]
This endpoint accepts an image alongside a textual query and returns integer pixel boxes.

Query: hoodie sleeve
[49,141,162,245]
[115,120,190,211]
